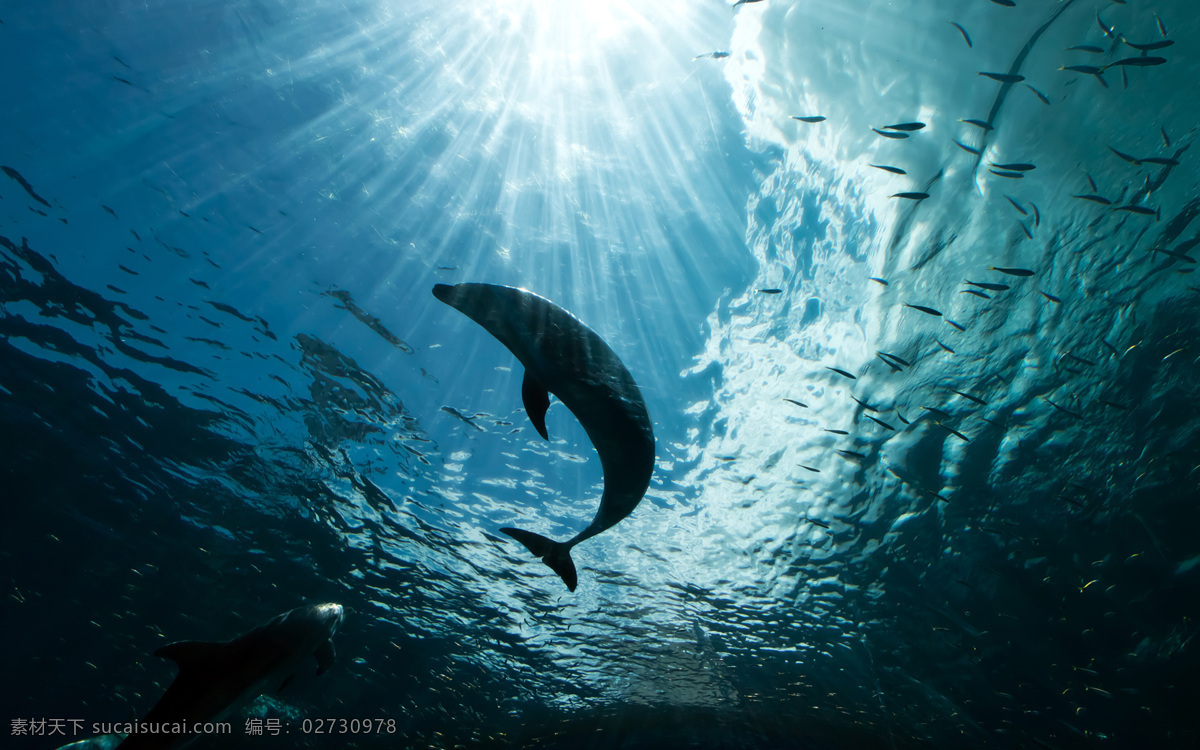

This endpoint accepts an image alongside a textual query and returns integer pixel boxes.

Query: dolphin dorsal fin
[154,640,230,671]
[521,370,550,440]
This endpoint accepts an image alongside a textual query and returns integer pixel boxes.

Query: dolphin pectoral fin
[500,527,578,592]
[521,371,550,440]
[314,640,335,676]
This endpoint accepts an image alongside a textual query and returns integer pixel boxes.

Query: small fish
[884,122,925,132]
[823,428,850,435]
[896,412,910,425]
[1103,56,1167,69]
[950,22,972,48]
[1043,398,1084,419]
[945,319,966,332]
[961,289,991,299]
[1074,194,1113,205]
[1123,39,1174,52]
[991,162,1035,172]
[1019,221,1033,240]
[1096,11,1116,39]
[783,398,808,408]
[1025,84,1051,105]
[792,116,827,123]
[1114,205,1157,217]
[869,277,889,286]
[891,192,929,200]
[936,423,970,442]
[989,169,1024,179]
[954,140,982,155]
[1004,195,1028,215]
[935,339,956,354]
[1066,45,1104,54]
[960,119,993,131]
[837,450,867,460]
[694,51,731,59]
[1098,399,1128,410]
[758,288,783,294]
[1138,157,1179,167]
[1108,145,1140,164]
[826,367,857,380]
[951,389,988,405]
[799,465,821,473]
[1039,290,1062,304]
[866,415,895,431]
[441,406,484,431]
[878,351,911,367]
[1161,127,1172,148]
[807,517,830,528]
[1031,202,1041,227]
[1155,247,1196,263]
[873,128,909,139]
[1155,13,1168,38]
[989,266,1035,277]
[870,164,907,175]
[989,0,1015,6]
[921,406,953,419]
[966,280,1009,291]
[732,0,765,7]
[850,396,879,412]
[877,354,903,372]
[904,303,942,316]
[979,72,1024,83]
[1061,64,1103,75]
[1086,686,1115,699]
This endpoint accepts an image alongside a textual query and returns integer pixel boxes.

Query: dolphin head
[433,283,551,361]
[432,283,523,325]
[306,603,344,638]
[266,603,344,648]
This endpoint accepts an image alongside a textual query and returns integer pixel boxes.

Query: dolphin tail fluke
[500,527,577,591]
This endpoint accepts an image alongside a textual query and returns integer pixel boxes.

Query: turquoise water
[2,0,1198,748]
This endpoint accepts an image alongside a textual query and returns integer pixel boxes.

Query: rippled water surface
[3,1,1199,748]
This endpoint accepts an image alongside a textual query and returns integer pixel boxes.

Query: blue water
[2,0,1198,748]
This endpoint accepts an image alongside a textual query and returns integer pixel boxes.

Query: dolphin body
[433,283,655,591]
[117,603,344,749]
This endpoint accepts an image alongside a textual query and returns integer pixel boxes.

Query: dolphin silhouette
[117,603,344,749]
[433,283,655,591]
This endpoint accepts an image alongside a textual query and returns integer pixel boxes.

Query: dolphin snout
[314,603,344,632]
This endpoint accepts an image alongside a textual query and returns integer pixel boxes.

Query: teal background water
[2,1,1198,748]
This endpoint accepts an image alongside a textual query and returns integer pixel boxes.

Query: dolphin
[117,603,344,749]
[432,283,655,591]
